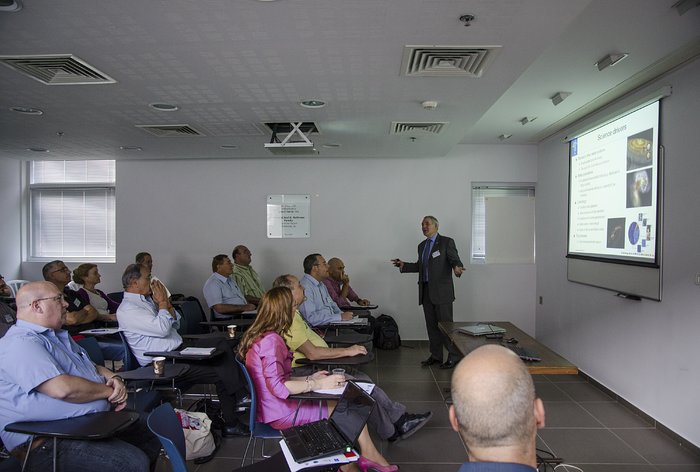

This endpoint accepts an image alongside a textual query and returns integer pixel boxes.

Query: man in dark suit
[393,216,464,369]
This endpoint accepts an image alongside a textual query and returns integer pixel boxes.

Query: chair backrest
[118,331,140,371]
[147,403,188,472]
[234,356,258,433]
[6,280,29,298]
[107,291,124,303]
[75,337,105,366]
[174,300,205,335]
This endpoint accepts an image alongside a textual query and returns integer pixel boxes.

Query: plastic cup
[332,368,346,386]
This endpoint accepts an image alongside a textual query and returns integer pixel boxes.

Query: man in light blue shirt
[0,281,159,471]
[203,254,256,319]
[299,253,354,327]
[118,263,250,437]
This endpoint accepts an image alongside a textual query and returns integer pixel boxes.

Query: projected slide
[568,101,658,264]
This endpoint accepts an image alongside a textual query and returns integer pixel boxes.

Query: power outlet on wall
[695,274,700,285]
[539,296,543,305]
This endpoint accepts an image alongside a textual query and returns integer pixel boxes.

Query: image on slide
[626,168,653,208]
[626,128,653,171]
[606,218,626,249]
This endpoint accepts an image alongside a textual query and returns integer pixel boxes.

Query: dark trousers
[421,283,459,363]
[178,337,246,425]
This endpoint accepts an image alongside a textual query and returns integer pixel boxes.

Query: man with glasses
[42,260,99,334]
[298,253,354,327]
[0,281,161,471]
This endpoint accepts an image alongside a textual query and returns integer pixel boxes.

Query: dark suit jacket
[401,234,463,305]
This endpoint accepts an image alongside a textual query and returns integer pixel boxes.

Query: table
[439,321,578,375]
[322,332,372,346]
[5,411,139,472]
[119,363,190,381]
[232,451,340,472]
[144,348,224,361]
[295,352,374,369]
[201,318,255,330]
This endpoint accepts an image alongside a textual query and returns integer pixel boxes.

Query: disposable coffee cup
[227,324,237,338]
[153,356,166,376]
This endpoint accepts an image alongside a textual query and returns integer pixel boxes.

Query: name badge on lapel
[432,250,440,258]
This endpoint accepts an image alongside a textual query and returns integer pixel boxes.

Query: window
[29,160,116,262]
[471,183,535,264]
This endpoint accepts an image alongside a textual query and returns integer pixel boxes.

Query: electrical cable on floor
[553,464,584,472]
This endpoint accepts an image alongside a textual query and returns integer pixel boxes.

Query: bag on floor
[174,409,216,460]
[373,314,401,350]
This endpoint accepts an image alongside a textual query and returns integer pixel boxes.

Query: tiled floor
[178,341,700,472]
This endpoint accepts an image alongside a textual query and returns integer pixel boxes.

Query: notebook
[458,324,506,336]
[281,380,376,463]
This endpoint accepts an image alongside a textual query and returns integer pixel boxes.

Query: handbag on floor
[174,409,216,460]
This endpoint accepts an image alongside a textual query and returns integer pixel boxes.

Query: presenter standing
[392,216,464,369]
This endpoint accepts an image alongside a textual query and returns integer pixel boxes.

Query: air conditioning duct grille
[391,122,448,135]
[135,124,205,137]
[401,46,501,78]
[0,54,116,85]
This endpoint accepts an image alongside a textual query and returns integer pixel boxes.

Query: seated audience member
[298,253,353,327]
[232,245,265,306]
[450,345,546,471]
[73,263,120,320]
[0,274,12,298]
[42,260,98,334]
[203,254,255,319]
[323,257,371,308]
[274,274,432,442]
[239,287,398,471]
[135,251,171,298]
[0,301,16,338]
[0,282,160,471]
[117,263,249,436]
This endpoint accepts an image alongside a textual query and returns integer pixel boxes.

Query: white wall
[0,158,21,279]
[536,58,700,446]
[22,143,537,339]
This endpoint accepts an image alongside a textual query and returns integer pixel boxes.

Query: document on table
[332,317,368,325]
[80,328,120,335]
[179,347,216,356]
[314,381,375,395]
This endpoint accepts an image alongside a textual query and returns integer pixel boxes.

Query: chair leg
[52,438,57,472]
[241,436,253,467]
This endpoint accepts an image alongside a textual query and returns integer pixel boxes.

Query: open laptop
[458,324,506,336]
[281,380,376,463]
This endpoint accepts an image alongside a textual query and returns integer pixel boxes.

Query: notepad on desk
[79,328,120,335]
[179,347,216,356]
[332,317,368,326]
[314,381,375,396]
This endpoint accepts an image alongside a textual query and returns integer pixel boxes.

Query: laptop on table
[458,323,506,336]
[281,380,376,463]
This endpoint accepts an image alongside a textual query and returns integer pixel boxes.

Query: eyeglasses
[21,294,66,308]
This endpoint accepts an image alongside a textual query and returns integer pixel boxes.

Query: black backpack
[373,314,401,350]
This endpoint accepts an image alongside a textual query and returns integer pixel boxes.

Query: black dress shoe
[439,360,456,369]
[420,357,441,367]
[388,411,433,442]
[221,422,249,437]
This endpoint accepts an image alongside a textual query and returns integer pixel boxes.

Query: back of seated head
[72,263,97,285]
[302,254,321,274]
[449,345,544,461]
[41,260,64,281]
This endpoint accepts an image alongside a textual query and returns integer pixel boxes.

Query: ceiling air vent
[135,124,205,137]
[391,122,448,135]
[0,54,116,85]
[400,46,501,78]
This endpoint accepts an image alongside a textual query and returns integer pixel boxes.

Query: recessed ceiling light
[550,92,572,106]
[10,106,43,115]
[498,134,512,140]
[299,99,326,109]
[120,146,143,151]
[149,103,179,112]
[27,147,49,152]
[221,144,238,149]
[322,143,341,148]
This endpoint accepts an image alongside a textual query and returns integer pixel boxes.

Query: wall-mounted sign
[267,194,310,238]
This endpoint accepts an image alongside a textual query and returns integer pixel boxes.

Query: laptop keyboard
[506,345,541,362]
[297,422,347,453]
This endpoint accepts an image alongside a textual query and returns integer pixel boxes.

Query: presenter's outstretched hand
[391,259,404,270]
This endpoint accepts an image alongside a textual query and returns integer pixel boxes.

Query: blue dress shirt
[457,462,537,472]
[203,272,248,317]
[299,274,342,326]
[0,320,109,451]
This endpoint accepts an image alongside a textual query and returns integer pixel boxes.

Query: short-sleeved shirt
[0,320,109,451]
[232,264,265,299]
[203,273,247,317]
[284,311,329,367]
[298,274,341,327]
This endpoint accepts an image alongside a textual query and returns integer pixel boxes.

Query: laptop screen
[328,381,376,446]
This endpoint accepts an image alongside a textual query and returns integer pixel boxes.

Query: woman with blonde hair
[239,286,397,472]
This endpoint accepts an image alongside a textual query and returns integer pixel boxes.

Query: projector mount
[268,122,313,146]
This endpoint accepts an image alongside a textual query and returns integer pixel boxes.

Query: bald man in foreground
[449,345,546,472]
[0,282,160,471]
